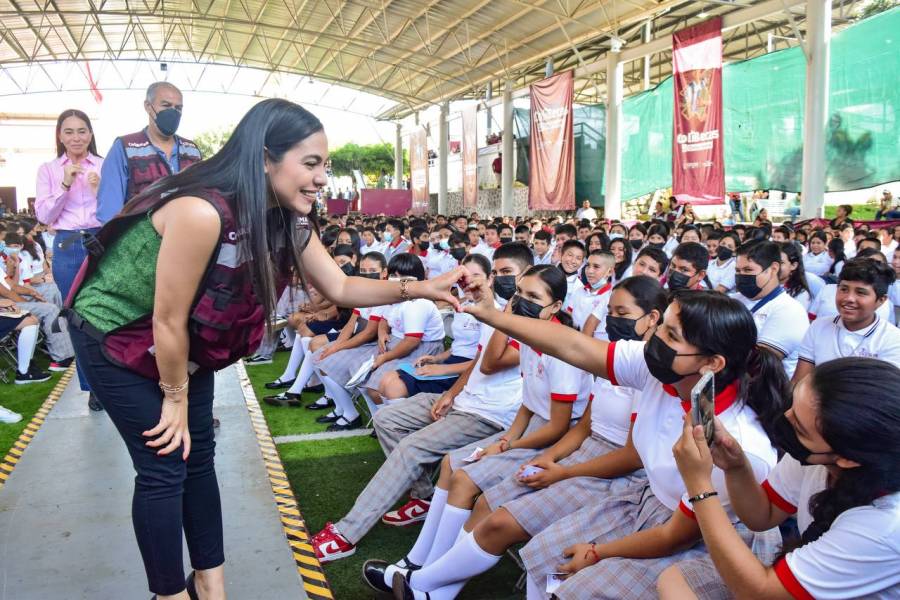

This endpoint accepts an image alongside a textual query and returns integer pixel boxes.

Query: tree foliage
[194,127,233,159]
[329,142,407,179]
[856,0,897,20]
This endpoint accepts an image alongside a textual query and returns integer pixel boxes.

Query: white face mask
[609,233,624,241]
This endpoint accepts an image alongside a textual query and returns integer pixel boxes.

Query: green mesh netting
[513,7,900,202]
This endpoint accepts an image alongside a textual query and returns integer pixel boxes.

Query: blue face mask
[439,239,450,250]
[0,241,5,252]
[383,232,394,243]
[590,277,608,290]
[6,246,20,256]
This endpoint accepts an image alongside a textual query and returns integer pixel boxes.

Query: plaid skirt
[314,343,377,387]
[446,415,551,493]
[484,434,648,535]
[522,481,782,600]
[365,339,445,391]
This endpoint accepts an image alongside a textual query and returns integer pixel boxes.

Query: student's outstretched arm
[464,280,610,378]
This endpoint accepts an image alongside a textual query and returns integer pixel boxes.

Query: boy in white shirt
[531,230,553,265]
[793,257,900,384]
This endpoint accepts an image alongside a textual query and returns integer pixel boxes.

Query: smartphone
[546,573,567,594]
[691,371,716,446]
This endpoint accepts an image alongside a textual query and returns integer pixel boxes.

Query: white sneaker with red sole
[381,498,431,527]
[311,522,356,563]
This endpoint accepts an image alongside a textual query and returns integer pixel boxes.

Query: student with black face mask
[442,288,788,599]
[665,358,900,600]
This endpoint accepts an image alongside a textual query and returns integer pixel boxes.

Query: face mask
[449,247,467,262]
[499,237,513,245]
[609,233,624,241]
[769,413,833,465]
[492,275,518,300]
[5,247,20,256]
[383,232,394,243]
[152,107,182,137]
[418,241,430,252]
[339,263,355,276]
[735,272,765,299]
[716,246,734,261]
[643,334,705,384]
[358,272,382,280]
[0,242,5,252]
[590,276,608,290]
[606,314,645,342]
[439,239,450,250]
[667,270,692,291]
[510,294,551,319]
[630,239,644,250]
[649,242,665,249]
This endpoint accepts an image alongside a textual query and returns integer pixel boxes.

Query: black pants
[69,326,224,595]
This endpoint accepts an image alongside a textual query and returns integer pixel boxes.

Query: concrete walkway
[0,365,307,600]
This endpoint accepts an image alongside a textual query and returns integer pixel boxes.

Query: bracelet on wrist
[588,543,601,564]
[159,379,189,395]
[687,491,719,504]
[399,278,411,302]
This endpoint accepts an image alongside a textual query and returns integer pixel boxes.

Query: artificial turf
[0,355,64,460]
[247,351,523,599]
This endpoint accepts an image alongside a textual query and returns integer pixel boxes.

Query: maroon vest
[66,188,305,379]
[119,130,202,201]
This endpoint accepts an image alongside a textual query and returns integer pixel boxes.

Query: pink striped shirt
[35,153,103,230]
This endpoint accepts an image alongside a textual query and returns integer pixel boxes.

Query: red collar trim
[390,237,404,248]
[490,241,502,249]
[672,380,740,414]
[408,246,427,257]
[584,281,612,296]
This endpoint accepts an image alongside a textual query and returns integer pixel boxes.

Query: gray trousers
[336,393,502,544]
[17,300,74,362]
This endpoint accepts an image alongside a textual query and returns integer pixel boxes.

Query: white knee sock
[287,350,320,395]
[283,327,296,346]
[410,531,501,593]
[16,324,38,374]
[424,505,472,566]
[405,487,449,566]
[279,336,307,381]
[322,375,358,421]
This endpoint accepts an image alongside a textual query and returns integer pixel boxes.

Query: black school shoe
[263,392,303,407]
[14,367,51,385]
[316,411,341,424]
[265,377,295,390]
[87,392,104,411]
[305,396,334,410]
[326,416,364,432]
[363,558,421,596]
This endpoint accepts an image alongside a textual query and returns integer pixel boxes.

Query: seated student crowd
[248,208,898,599]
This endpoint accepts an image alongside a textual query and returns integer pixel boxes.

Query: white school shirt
[586,285,616,341]
[588,377,636,446]
[567,281,613,332]
[425,249,457,279]
[733,289,809,378]
[448,310,481,359]
[607,339,777,518]
[785,287,812,312]
[360,241,386,256]
[808,284,895,325]
[764,456,900,600]
[803,251,833,277]
[517,336,591,422]
[562,271,581,307]
[533,249,554,266]
[382,299,445,342]
[384,237,410,260]
[452,321,523,428]
[797,315,900,366]
[470,241,496,262]
[806,272,826,300]
[15,251,36,284]
[890,281,900,325]
[706,257,736,292]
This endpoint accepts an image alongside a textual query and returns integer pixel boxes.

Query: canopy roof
[0,0,867,119]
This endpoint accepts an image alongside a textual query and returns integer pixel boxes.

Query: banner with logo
[409,126,429,214]
[672,17,724,205]
[528,70,575,211]
[462,105,478,208]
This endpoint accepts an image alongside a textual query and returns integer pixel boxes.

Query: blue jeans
[53,229,97,390]
[69,325,224,595]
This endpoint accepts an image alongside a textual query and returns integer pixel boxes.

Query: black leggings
[69,326,224,595]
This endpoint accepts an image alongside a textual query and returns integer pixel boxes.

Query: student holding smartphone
[665,358,900,599]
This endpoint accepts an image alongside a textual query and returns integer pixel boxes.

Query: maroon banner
[462,105,478,208]
[672,17,724,205]
[409,126,429,214]
[359,189,413,216]
[325,198,349,215]
[528,71,575,211]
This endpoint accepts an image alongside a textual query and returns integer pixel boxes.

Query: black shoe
[362,559,392,594]
[370,429,378,439]
[392,570,429,600]
[48,356,74,372]
[265,377,295,390]
[316,412,341,424]
[88,393,104,411]
[15,368,51,385]
[212,418,221,437]
[305,396,334,410]
[263,392,302,407]
[327,416,364,432]
[303,383,325,393]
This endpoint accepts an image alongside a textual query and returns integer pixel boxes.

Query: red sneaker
[381,498,431,527]
[311,522,356,563]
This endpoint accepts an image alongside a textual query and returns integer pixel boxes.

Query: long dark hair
[780,241,811,299]
[827,238,846,275]
[118,99,324,327]
[672,290,790,436]
[797,358,900,547]
[614,275,669,317]
[522,264,575,328]
[55,109,100,157]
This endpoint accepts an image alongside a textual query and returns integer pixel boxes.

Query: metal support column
[604,43,624,220]
[642,21,652,90]
[501,81,515,216]
[800,0,831,218]
[438,101,449,214]
[394,123,403,189]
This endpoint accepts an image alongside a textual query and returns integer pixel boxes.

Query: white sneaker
[0,406,22,424]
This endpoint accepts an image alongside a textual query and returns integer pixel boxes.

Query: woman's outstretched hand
[461,279,499,322]
[414,266,468,311]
